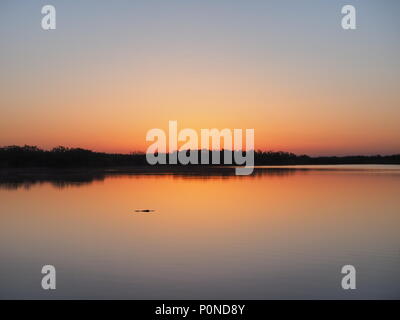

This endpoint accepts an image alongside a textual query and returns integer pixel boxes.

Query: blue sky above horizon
[0,0,399,156]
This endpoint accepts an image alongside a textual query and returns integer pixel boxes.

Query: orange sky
[1,1,399,156]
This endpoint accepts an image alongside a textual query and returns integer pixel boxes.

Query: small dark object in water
[134,209,155,213]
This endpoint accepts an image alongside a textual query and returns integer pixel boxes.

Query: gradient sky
[0,0,399,155]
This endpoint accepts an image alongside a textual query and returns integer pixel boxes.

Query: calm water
[1,165,400,299]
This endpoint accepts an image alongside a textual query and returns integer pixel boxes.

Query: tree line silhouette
[0,145,399,168]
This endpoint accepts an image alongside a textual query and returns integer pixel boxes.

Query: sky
[0,0,399,156]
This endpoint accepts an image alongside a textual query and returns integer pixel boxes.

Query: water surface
[1,165,400,299]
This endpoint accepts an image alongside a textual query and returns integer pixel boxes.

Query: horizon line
[1,144,400,158]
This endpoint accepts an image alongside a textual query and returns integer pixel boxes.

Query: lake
[1,165,400,299]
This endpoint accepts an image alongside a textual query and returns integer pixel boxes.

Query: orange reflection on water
[1,167,400,298]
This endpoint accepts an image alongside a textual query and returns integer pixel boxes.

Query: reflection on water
[0,165,400,299]
[2,165,400,190]
[0,167,300,190]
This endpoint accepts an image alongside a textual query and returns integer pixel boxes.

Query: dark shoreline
[1,145,400,168]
